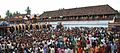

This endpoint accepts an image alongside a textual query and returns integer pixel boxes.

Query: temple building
[5,4,120,33]
[6,14,27,24]
[39,4,120,27]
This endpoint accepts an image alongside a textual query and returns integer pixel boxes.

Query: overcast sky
[0,0,120,17]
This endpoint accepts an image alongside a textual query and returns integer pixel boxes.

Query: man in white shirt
[64,47,71,53]
[39,47,44,53]
[50,46,55,53]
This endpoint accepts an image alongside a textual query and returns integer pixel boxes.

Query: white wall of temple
[9,20,113,28]
[41,20,113,28]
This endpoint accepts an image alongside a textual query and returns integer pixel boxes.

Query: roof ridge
[40,4,118,18]
[44,4,110,13]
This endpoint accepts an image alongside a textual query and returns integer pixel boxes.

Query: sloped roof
[0,21,9,26]
[7,14,27,21]
[40,4,118,18]
[12,14,27,18]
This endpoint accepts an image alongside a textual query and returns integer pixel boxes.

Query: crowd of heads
[0,24,120,53]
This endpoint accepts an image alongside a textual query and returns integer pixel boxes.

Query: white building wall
[42,20,113,28]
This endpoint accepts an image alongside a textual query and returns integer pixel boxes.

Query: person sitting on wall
[56,22,63,30]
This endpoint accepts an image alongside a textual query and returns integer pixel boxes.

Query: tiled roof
[40,5,118,18]
[0,21,9,26]
[7,14,27,21]
[12,14,27,18]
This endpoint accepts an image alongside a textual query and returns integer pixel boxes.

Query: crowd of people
[0,24,120,53]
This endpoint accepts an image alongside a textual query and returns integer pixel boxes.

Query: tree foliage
[6,6,31,18]
[6,10,11,17]
[13,11,20,16]
[25,6,31,15]
[6,10,14,18]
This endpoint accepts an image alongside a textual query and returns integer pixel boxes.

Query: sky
[0,0,120,18]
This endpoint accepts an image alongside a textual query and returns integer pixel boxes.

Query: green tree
[13,12,16,16]
[6,10,13,17]
[6,10,10,17]
[25,6,31,15]
[9,13,13,17]
[13,11,21,16]
[15,11,20,15]
[16,11,19,15]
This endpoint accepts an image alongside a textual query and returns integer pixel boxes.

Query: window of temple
[76,16,78,20]
[95,16,99,19]
[102,15,107,19]
[86,16,89,20]
[86,16,88,20]
[78,16,81,20]
[81,16,84,19]
[54,17,55,20]
[66,17,69,20]
[71,17,73,20]
[84,16,87,20]
[54,17,57,20]
[69,17,71,20]
[89,16,93,20]
[57,18,60,20]
[63,17,66,20]
[53,17,55,20]
[73,17,76,20]
[61,17,64,20]
[105,16,107,18]
[102,15,105,19]
[70,17,72,20]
